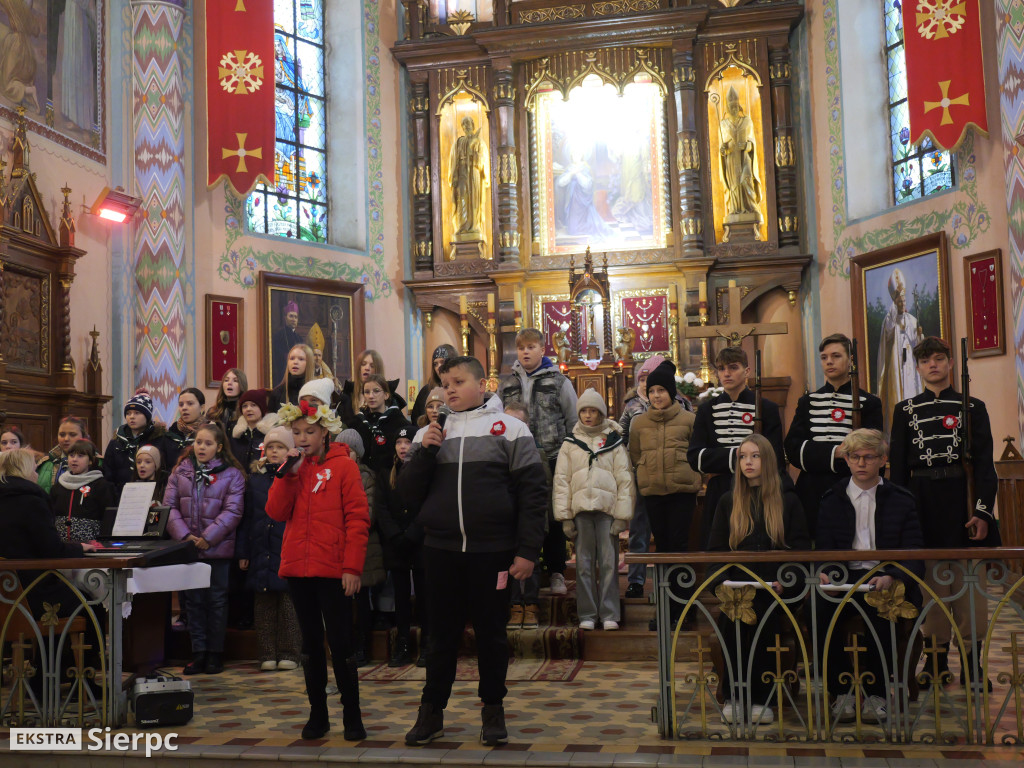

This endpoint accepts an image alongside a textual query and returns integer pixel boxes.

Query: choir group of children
[0,328,998,742]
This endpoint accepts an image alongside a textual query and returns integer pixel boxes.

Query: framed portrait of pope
[850,232,952,434]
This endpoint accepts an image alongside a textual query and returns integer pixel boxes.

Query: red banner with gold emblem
[206,0,274,195]
[902,0,987,150]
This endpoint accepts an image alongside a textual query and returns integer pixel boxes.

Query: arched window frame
[246,0,328,242]
[883,1,955,205]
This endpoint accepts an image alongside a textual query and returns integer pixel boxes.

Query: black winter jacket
[351,406,411,478]
[236,467,288,592]
[816,478,925,600]
[102,423,170,498]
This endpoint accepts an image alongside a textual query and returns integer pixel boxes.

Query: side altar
[395,1,812,403]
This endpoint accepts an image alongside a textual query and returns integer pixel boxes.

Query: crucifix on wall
[686,281,788,375]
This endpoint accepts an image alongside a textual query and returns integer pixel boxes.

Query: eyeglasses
[848,453,882,464]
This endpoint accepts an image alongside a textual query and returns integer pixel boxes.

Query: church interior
[3,0,1024,765]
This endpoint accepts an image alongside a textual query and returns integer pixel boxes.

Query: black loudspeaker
[132,677,194,727]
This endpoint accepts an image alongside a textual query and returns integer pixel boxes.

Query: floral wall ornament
[715,583,757,625]
[864,580,919,622]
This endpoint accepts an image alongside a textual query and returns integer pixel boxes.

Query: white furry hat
[298,378,335,406]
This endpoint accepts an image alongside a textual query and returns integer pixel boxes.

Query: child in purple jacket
[166,422,246,675]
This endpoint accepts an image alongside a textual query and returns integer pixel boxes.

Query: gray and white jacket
[497,358,578,457]
[398,393,548,562]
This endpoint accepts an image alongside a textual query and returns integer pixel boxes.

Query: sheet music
[112,482,157,537]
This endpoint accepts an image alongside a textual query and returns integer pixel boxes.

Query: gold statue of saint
[719,86,762,217]
[450,116,487,236]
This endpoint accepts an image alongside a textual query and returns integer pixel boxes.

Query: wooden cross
[686,281,788,348]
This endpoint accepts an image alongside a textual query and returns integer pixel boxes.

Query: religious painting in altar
[531,73,668,256]
[245,0,328,242]
[1,267,49,371]
[850,233,951,433]
[612,288,671,361]
[0,0,104,159]
[705,52,768,244]
[258,272,365,388]
[532,294,576,360]
[438,83,492,260]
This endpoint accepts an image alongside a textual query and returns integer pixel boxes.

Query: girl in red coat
[267,398,370,741]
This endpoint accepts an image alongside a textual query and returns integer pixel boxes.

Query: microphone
[275,453,302,478]
[427,409,449,456]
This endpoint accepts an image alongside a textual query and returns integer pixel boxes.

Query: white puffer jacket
[552,420,635,522]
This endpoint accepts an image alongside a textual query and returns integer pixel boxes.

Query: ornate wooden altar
[0,108,110,447]
[396,1,812,396]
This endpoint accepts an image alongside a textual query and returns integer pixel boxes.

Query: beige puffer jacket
[628,402,702,496]
[552,420,634,522]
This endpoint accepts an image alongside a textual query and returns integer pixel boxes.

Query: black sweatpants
[421,546,513,709]
[288,577,360,717]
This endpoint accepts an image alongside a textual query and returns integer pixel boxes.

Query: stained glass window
[883,1,954,205]
[246,0,327,242]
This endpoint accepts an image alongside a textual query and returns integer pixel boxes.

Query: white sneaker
[260,660,277,671]
[277,660,298,671]
[549,573,567,595]
[579,619,596,631]
[861,695,887,723]
[602,620,619,631]
[832,695,856,723]
[750,704,774,725]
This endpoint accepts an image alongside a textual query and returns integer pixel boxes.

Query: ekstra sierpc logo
[10,728,178,757]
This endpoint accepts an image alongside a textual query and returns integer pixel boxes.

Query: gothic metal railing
[627,548,1024,744]
[0,565,114,727]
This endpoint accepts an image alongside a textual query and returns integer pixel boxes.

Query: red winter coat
[265,443,370,579]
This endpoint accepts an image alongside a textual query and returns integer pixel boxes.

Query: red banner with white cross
[206,0,275,195]
[901,0,988,150]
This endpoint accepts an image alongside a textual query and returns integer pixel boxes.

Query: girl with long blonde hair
[707,433,810,727]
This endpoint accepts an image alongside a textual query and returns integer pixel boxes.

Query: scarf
[58,469,104,490]
[193,457,228,488]
[360,406,400,448]
[171,419,201,447]
[563,428,624,467]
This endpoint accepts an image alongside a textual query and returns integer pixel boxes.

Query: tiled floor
[12,659,1013,766]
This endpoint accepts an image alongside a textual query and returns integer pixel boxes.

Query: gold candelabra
[698,301,714,385]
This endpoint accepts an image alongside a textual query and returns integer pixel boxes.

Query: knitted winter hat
[298,378,335,406]
[646,360,678,401]
[432,344,457,361]
[425,387,446,406]
[135,444,162,469]
[396,425,415,442]
[637,354,666,381]
[239,388,269,415]
[336,429,365,459]
[124,391,154,423]
[577,388,608,419]
[263,425,295,451]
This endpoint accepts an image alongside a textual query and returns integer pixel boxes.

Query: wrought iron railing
[628,548,1024,744]
[0,565,116,727]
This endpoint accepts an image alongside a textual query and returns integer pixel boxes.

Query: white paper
[111,482,157,537]
[819,583,875,592]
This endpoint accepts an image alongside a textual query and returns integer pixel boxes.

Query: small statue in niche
[614,327,636,362]
[450,116,487,237]
[552,330,573,364]
[718,86,762,218]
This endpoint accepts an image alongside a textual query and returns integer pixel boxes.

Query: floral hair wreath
[277,402,343,435]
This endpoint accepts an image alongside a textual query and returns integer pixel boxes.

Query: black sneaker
[480,704,508,746]
[183,653,206,675]
[406,703,444,746]
[389,637,412,668]
[625,583,644,599]
[205,652,224,675]
[343,712,367,741]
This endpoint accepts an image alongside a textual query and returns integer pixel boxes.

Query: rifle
[961,337,977,528]
[850,338,862,430]
[753,349,763,435]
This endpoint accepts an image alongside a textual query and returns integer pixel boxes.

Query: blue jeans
[627,489,650,587]
[184,559,230,653]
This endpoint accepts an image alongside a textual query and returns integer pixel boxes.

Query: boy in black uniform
[399,357,548,746]
[688,346,784,547]
[889,336,999,690]
[784,333,883,537]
